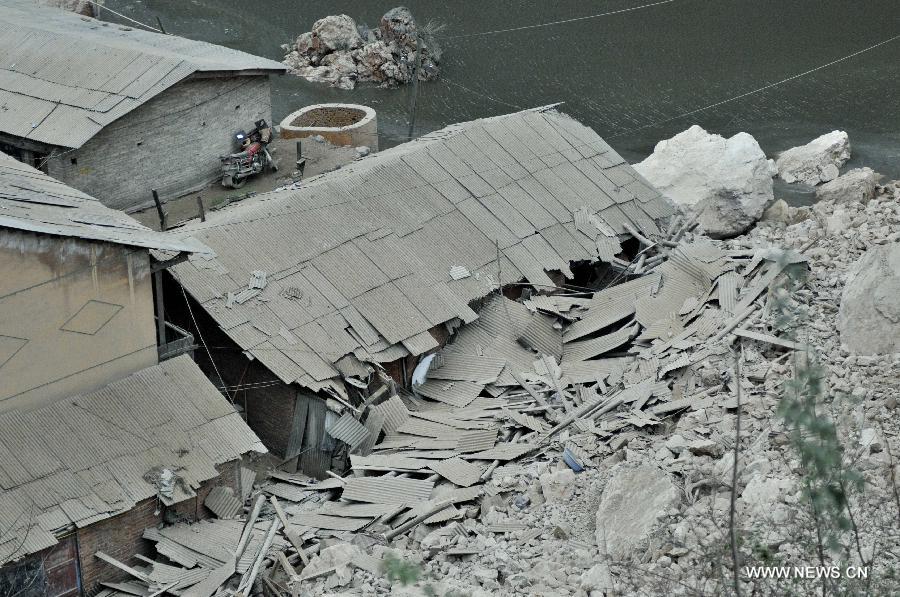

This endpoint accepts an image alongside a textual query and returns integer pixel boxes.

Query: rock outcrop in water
[776,130,851,185]
[282,7,442,90]
[33,0,96,15]
[634,125,776,239]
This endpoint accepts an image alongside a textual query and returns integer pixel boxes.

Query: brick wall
[76,459,241,594]
[47,74,273,211]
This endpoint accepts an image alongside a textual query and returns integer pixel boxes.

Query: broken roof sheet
[0,152,207,253]
[0,355,264,566]
[172,108,672,394]
[0,0,285,149]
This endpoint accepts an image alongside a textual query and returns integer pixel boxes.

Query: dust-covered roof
[0,151,207,252]
[171,107,674,396]
[0,355,265,565]
[0,0,285,149]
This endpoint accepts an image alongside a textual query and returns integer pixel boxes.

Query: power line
[180,284,229,397]
[611,30,900,138]
[442,76,525,110]
[443,0,679,39]
[84,0,163,33]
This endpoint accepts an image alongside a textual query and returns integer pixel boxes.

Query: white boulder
[595,463,679,560]
[815,167,879,205]
[634,125,776,238]
[838,242,900,355]
[311,15,364,52]
[775,130,850,185]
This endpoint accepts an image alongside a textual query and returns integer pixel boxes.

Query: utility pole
[407,24,421,140]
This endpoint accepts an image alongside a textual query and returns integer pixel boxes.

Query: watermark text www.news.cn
[743,566,870,580]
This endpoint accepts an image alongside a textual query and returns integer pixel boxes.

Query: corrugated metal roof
[172,108,671,394]
[462,443,536,461]
[0,152,207,253]
[340,477,434,504]
[325,413,371,450]
[203,487,242,519]
[563,323,639,362]
[415,380,483,408]
[428,457,483,487]
[0,355,263,566]
[0,1,285,149]
[373,395,410,434]
[455,429,498,453]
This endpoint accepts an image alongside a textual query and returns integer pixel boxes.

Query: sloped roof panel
[0,152,206,253]
[0,356,263,566]
[171,109,671,390]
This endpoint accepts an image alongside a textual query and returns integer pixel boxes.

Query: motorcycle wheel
[222,174,246,189]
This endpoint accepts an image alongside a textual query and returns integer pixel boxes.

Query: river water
[106,0,900,184]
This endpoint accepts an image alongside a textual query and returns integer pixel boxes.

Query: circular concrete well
[279,103,378,151]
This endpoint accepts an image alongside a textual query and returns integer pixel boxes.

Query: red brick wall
[76,460,241,594]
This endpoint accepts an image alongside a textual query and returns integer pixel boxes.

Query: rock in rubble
[634,125,776,239]
[595,463,679,560]
[775,130,850,185]
[539,469,576,502]
[815,167,879,205]
[838,241,900,354]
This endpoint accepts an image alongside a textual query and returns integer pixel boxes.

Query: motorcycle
[220,119,277,188]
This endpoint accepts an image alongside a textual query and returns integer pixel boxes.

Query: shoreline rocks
[816,166,878,205]
[282,7,442,90]
[775,130,850,185]
[634,125,776,239]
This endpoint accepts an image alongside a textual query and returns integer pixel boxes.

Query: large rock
[776,131,850,185]
[838,242,900,354]
[380,6,418,44]
[815,167,878,205]
[311,15,364,52]
[634,125,776,238]
[595,463,679,560]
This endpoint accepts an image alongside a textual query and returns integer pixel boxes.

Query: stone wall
[47,74,272,211]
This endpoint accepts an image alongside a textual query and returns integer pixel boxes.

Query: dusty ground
[132,135,362,231]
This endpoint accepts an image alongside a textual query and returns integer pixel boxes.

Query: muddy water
[106,0,900,186]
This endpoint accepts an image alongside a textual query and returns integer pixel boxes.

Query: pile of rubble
[97,132,900,595]
[282,8,442,90]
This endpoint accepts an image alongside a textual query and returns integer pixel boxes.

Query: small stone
[540,469,577,502]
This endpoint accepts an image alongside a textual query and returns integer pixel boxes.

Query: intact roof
[0,355,265,565]
[0,0,286,149]
[0,151,208,252]
[171,107,675,396]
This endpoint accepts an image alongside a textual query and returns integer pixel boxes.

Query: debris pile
[96,132,900,595]
[282,8,442,90]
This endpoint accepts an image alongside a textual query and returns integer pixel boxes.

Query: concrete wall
[46,74,273,211]
[0,230,157,412]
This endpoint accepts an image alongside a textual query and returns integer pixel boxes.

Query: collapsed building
[0,0,285,211]
[166,106,675,474]
[0,153,264,595]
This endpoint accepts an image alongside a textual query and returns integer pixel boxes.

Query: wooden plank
[94,551,151,583]
[733,328,804,350]
[269,496,309,565]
